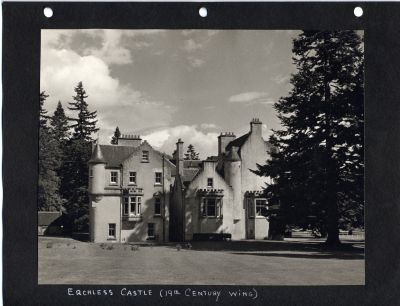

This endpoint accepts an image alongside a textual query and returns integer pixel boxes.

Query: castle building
[88,119,272,243]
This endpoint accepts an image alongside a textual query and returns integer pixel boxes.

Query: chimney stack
[117,134,142,147]
[218,132,236,156]
[176,138,184,177]
[250,118,262,136]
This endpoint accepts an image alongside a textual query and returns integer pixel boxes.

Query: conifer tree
[50,101,70,143]
[256,31,364,246]
[184,144,200,160]
[38,92,65,211]
[111,126,121,144]
[68,81,99,141]
[60,82,99,231]
[39,91,49,129]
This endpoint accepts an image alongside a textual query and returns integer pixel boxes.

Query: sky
[41,29,300,158]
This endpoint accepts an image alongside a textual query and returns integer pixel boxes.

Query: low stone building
[88,119,272,243]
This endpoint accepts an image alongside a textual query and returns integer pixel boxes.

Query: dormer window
[207,178,214,188]
[142,151,149,162]
[110,171,118,184]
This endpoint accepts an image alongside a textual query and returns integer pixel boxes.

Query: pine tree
[256,31,364,246]
[50,101,70,142]
[68,81,99,141]
[184,144,200,160]
[60,82,99,231]
[39,91,49,129]
[111,126,121,145]
[38,92,65,211]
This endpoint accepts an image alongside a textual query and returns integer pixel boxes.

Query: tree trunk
[325,196,340,246]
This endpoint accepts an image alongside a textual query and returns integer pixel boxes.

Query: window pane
[207,178,213,188]
[155,198,161,215]
[130,197,136,214]
[123,198,129,215]
[111,171,118,183]
[155,172,162,183]
[108,224,116,237]
[256,199,267,216]
[129,172,136,183]
[148,223,155,237]
[207,199,216,217]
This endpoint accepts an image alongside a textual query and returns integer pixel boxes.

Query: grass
[38,236,364,285]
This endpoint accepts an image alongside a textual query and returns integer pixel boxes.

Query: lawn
[38,236,364,285]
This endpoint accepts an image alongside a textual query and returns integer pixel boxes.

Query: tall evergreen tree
[39,91,49,128]
[184,144,200,160]
[68,81,99,141]
[60,82,99,231]
[111,126,121,144]
[50,101,70,142]
[256,31,364,246]
[38,92,65,211]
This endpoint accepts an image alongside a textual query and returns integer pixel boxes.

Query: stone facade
[89,118,272,243]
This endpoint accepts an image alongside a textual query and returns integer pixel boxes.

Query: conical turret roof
[88,143,107,164]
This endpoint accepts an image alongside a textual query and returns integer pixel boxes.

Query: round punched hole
[354,7,363,18]
[43,7,53,18]
[199,7,207,18]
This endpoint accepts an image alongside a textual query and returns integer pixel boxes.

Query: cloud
[183,39,203,52]
[180,30,220,68]
[228,91,273,105]
[271,74,290,85]
[142,125,219,158]
[41,30,175,144]
[187,56,205,68]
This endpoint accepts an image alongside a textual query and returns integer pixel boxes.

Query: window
[154,198,161,215]
[207,178,213,188]
[201,198,222,218]
[255,199,268,217]
[123,197,129,215]
[142,150,149,162]
[110,171,118,184]
[129,172,136,184]
[108,223,116,238]
[89,169,93,178]
[147,223,155,238]
[155,172,162,184]
[126,196,142,216]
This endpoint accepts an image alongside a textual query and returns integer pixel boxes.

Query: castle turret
[224,146,242,220]
[88,143,106,197]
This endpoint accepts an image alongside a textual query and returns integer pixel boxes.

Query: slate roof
[183,160,202,169]
[225,132,250,152]
[38,211,62,226]
[182,168,199,182]
[99,145,139,167]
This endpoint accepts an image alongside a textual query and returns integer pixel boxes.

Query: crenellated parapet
[122,187,144,195]
[245,190,265,198]
[197,188,224,196]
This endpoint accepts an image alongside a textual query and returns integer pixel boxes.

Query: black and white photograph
[37,29,364,286]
